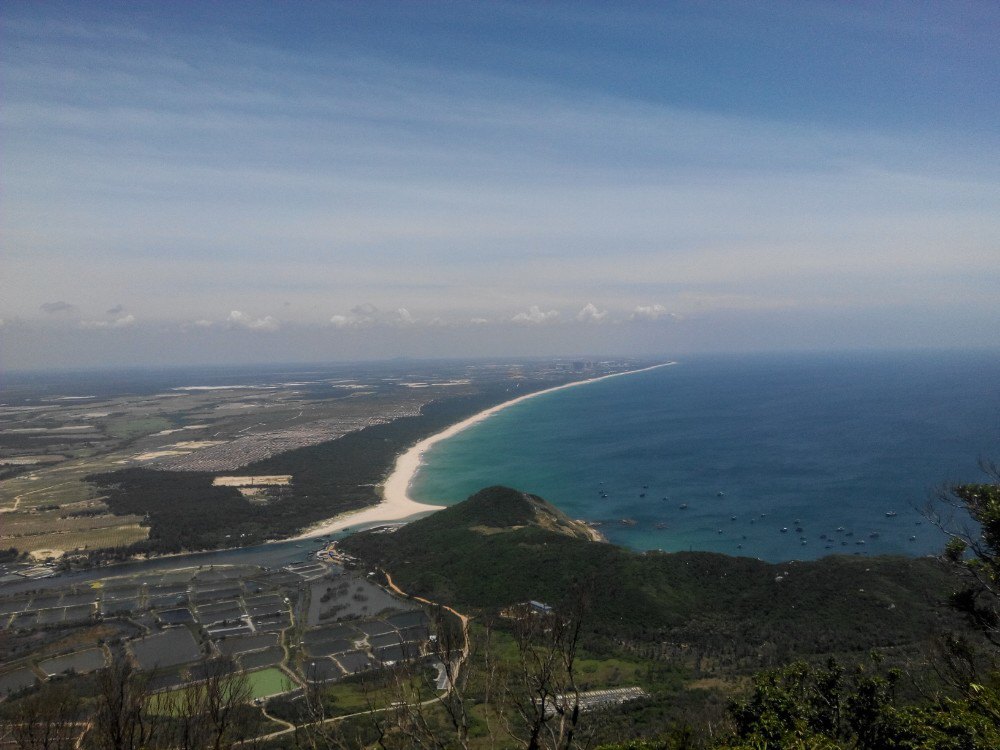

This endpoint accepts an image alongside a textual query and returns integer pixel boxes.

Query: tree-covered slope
[342,486,968,661]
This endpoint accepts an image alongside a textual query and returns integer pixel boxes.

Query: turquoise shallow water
[410,352,1000,562]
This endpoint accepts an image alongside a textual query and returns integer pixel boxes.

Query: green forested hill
[342,486,968,664]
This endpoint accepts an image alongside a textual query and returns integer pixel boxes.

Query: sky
[2,1,998,370]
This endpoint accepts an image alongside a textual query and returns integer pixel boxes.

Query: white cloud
[250,316,279,331]
[630,304,674,321]
[227,310,279,331]
[511,306,560,325]
[193,319,213,328]
[575,302,608,323]
[80,314,136,329]
[469,317,489,325]
[329,303,385,328]
[394,307,415,326]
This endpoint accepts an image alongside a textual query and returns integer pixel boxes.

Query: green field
[106,417,173,440]
[247,667,295,699]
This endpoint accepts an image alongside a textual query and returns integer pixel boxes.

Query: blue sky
[2,1,998,368]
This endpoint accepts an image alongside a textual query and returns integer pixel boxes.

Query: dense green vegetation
[597,658,1000,750]
[342,486,969,665]
[87,385,531,555]
[343,483,1000,749]
[86,469,248,553]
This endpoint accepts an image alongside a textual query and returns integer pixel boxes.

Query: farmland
[2,359,614,564]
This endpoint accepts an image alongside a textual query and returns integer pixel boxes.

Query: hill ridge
[340,486,967,661]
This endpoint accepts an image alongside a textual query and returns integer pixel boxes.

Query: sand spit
[287,363,675,541]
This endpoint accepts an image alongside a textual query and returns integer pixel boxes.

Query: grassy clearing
[0,454,149,554]
[468,625,649,692]
[2,509,140,536]
[106,417,173,440]
[12,523,148,555]
[320,682,379,714]
[576,655,646,687]
[0,458,117,510]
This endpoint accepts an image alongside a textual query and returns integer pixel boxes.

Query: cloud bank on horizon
[1,1,998,368]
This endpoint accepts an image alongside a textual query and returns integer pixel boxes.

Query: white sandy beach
[289,362,675,540]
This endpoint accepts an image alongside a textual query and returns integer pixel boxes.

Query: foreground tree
[83,655,259,750]
[931,459,1000,646]
[5,682,82,750]
[166,658,260,750]
[90,657,161,750]
[715,657,1000,750]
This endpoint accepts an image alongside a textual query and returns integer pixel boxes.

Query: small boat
[679,503,688,510]
[655,522,667,530]
[836,526,845,532]
[717,529,723,534]
[819,534,827,540]
[795,526,803,533]
[869,531,879,538]
[620,518,637,526]
[730,515,737,521]
[909,535,916,541]
[801,540,807,545]
[639,493,646,498]
[717,491,725,497]
[845,531,854,537]
[642,484,648,489]
[780,527,788,533]
[885,511,897,518]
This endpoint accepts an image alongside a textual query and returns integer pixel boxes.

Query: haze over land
[2,2,999,369]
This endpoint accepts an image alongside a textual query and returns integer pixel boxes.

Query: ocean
[410,351,1000,562]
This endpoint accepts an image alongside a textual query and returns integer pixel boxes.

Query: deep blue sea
[411,351,1000,562]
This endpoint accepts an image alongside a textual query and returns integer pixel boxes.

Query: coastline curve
[290,362,674,539]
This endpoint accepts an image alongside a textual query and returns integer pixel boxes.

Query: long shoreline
[290,362,675,540]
